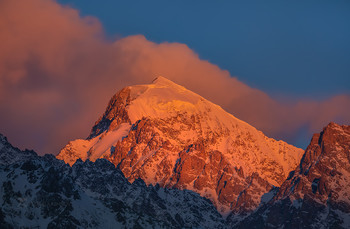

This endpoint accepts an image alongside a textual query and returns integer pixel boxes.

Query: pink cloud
[0,0,349,154]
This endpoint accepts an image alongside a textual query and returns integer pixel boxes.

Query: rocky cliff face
[233,122,350,228]
[1,121,349,228]
[57,76,303,215]
[0,133,225,229]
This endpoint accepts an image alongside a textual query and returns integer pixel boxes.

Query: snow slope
[57,76,304,215]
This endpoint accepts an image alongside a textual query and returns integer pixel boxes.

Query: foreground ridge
[0,133,225,228]
[57,76,304,215]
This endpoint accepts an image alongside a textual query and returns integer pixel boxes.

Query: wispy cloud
[0,0,349,154]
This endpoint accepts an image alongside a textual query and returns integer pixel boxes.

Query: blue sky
[1,0,349,153]
[58,0,350,99]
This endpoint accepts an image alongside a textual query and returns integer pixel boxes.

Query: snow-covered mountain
[57,76,304,215]
[233,122,350,228]
[1,104,349,228]
[0,133,226,228]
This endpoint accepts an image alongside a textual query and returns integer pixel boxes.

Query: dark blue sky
[58,0,350,99]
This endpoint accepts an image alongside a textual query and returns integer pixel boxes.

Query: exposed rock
[0,134,226,228]
[233,122,350,228]
[57,77,303,215]
[2,120,349,228]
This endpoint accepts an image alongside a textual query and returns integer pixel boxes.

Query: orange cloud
[0,0,349,154]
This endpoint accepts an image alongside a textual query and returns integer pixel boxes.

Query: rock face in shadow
[232,122,350,228]
[57,77,303,215]
[0,133,225,229]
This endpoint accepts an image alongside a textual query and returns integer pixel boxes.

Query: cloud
[0,0,349,154]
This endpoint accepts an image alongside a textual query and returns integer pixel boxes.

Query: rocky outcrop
[88,87,132,139]
[233,122,350,228]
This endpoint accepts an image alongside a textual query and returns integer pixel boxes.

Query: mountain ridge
[0,133,226,228]
[1,122,349,228]
[57,76,304,215]
[233,122,350,228]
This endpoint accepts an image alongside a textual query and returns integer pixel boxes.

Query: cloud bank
[0,0,349,154]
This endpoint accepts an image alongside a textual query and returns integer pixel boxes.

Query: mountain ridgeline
[1,77,349,228]
[0,134,225,228]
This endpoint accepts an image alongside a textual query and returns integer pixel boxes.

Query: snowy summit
[57,76,303,215]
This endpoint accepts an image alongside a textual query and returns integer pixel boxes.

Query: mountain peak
[275,122,350,204]
[152,76,178,86]
[57,77,303,215]
[236,122,350,228]
[323,121,349,134]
